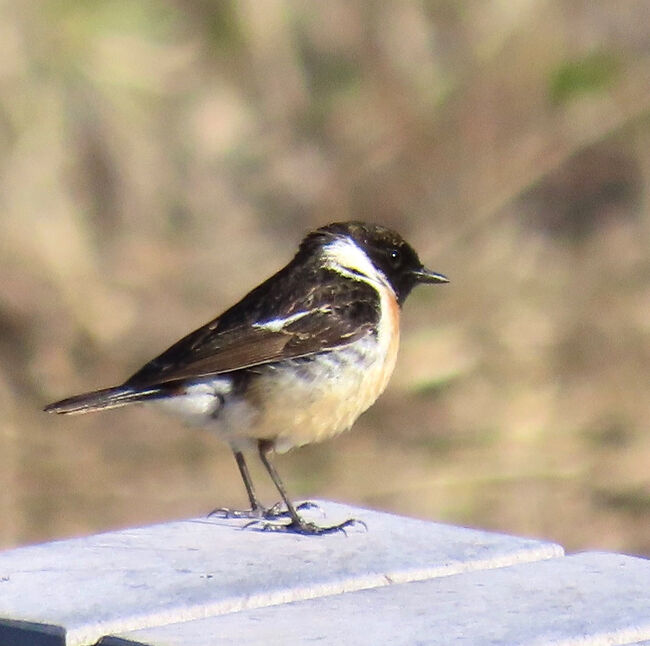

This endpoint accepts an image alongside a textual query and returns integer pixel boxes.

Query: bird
[45,221,448,535]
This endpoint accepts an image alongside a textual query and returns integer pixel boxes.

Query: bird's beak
[412,267,449,284]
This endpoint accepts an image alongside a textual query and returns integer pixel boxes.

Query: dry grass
[1,0,649,554]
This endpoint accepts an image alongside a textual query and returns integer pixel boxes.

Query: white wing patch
[252,309,311,332]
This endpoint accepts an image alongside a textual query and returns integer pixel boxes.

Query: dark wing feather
[125,265,379,388]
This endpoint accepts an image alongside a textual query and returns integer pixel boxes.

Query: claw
[208,500,320,521]
[243,517,366,536]
[208,506,264,520]
[295,501,324,516]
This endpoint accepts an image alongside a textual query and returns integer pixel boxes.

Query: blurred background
[1,0,649,554]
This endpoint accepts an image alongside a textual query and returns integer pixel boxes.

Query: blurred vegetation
[0,0,648,555]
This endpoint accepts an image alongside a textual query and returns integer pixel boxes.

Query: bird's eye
[388,248,402,266]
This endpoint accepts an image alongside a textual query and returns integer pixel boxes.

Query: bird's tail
[44,385,164,415]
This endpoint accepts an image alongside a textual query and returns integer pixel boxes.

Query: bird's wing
[125,281,379,388]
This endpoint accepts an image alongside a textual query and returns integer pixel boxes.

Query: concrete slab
[103,552,650,646]
[0,501,562,646]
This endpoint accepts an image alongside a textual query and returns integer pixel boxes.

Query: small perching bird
[45,222,448,535]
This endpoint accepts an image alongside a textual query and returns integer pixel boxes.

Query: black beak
[411,267,449,284]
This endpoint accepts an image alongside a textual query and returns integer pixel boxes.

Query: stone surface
[103,552,650,646]
[0,501,562,646]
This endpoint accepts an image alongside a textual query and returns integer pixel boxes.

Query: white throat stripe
[322,237,389,290]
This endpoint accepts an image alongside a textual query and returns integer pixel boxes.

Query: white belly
[228,336,397,452]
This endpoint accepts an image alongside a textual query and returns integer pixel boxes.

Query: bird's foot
[208,500,319,520]
[208,506,265,520]
[244,516,366,536]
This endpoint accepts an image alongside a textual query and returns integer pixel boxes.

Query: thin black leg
[208,449,313,520]
[257,441,302,524]
[234,451,261,511]
[254,439,364,535]
[208,451,264,519]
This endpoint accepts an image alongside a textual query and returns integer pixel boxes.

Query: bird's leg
[247,439,364,535]
[209,450,315,520]
[209,451,263,518]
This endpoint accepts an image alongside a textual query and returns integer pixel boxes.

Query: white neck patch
[321,236,391,292]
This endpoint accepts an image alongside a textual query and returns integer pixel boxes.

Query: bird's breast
[238,339,394,451]
[223,289,400,452]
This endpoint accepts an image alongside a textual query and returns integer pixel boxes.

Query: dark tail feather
[44,385,164,415]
